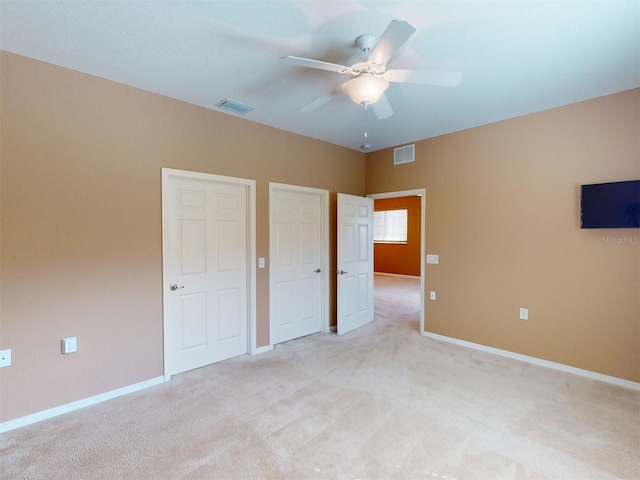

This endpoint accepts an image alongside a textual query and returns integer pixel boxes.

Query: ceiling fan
[280,20,462,119]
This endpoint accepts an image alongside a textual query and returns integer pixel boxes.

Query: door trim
[269,183,330,348]
[367,189,425,334]
[161,168,257,381]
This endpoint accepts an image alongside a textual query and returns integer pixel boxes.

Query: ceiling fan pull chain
[361,103,373,151]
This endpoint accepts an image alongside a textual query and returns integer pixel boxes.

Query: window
[374,209,408,243]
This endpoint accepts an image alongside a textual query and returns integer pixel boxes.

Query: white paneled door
[270,184,328,345]
[337,193,374,335]
[162,169,252,378]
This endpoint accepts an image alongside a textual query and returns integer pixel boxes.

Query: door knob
[170,283,184,291]
[314,268,321,273]
[338,270,348,275]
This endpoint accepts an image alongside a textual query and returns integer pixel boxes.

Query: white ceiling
[1,1,638,152]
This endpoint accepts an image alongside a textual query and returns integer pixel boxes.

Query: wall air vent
[393,144,415,165]
[215,98,255,115]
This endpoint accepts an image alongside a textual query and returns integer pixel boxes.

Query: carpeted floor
[1,274,638,479]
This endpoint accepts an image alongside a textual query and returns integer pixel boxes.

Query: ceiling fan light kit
[342,74,389,105]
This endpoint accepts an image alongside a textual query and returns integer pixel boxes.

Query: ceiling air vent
[394,144,415,165]
[215,98,255,115]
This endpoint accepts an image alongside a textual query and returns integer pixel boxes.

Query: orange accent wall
[374,196,421,276]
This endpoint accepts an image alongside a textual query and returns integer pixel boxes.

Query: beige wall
[0,52,366,422]
[1,51,638,424]
[374,196,421,276]
[367,88,640,382]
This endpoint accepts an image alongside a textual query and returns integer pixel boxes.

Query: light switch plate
[519,308,529,320]
[426,254,439,264]
[0,349,11,368]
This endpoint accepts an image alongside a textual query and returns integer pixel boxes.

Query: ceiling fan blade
[369,20,416,66]
[280,55,351,74]
[385,69,462,87]
[300,90,341,112]
[371,94,393,119]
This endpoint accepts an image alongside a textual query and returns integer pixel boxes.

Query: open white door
[337,193,374,335]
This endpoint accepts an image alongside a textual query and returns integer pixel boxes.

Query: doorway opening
[367,189,425,334]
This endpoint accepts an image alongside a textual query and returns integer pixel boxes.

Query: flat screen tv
[581,180,640,229]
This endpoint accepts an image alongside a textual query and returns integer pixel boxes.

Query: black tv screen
[581,180,640,229]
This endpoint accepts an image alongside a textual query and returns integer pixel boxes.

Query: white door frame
[367,189,426,334]
[162,168,257,381]
[269,182,330,348]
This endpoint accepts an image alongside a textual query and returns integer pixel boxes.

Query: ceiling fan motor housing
[356,34,376,53]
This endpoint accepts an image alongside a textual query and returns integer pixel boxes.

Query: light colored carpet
[1,274,638,479]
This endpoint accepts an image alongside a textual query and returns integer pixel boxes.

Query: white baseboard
[422,331,640,391]
[252,344,272,355]
[0,376,165,433]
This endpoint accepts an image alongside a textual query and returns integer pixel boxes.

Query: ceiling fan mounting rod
[356,33,377,53]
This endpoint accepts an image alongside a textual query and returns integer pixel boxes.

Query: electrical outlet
[61,337,78,354]
[0,349,11,368]
[430,291,436,300]
[519,308,529,320]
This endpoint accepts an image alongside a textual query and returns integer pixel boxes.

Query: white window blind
[374,209,408,243]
